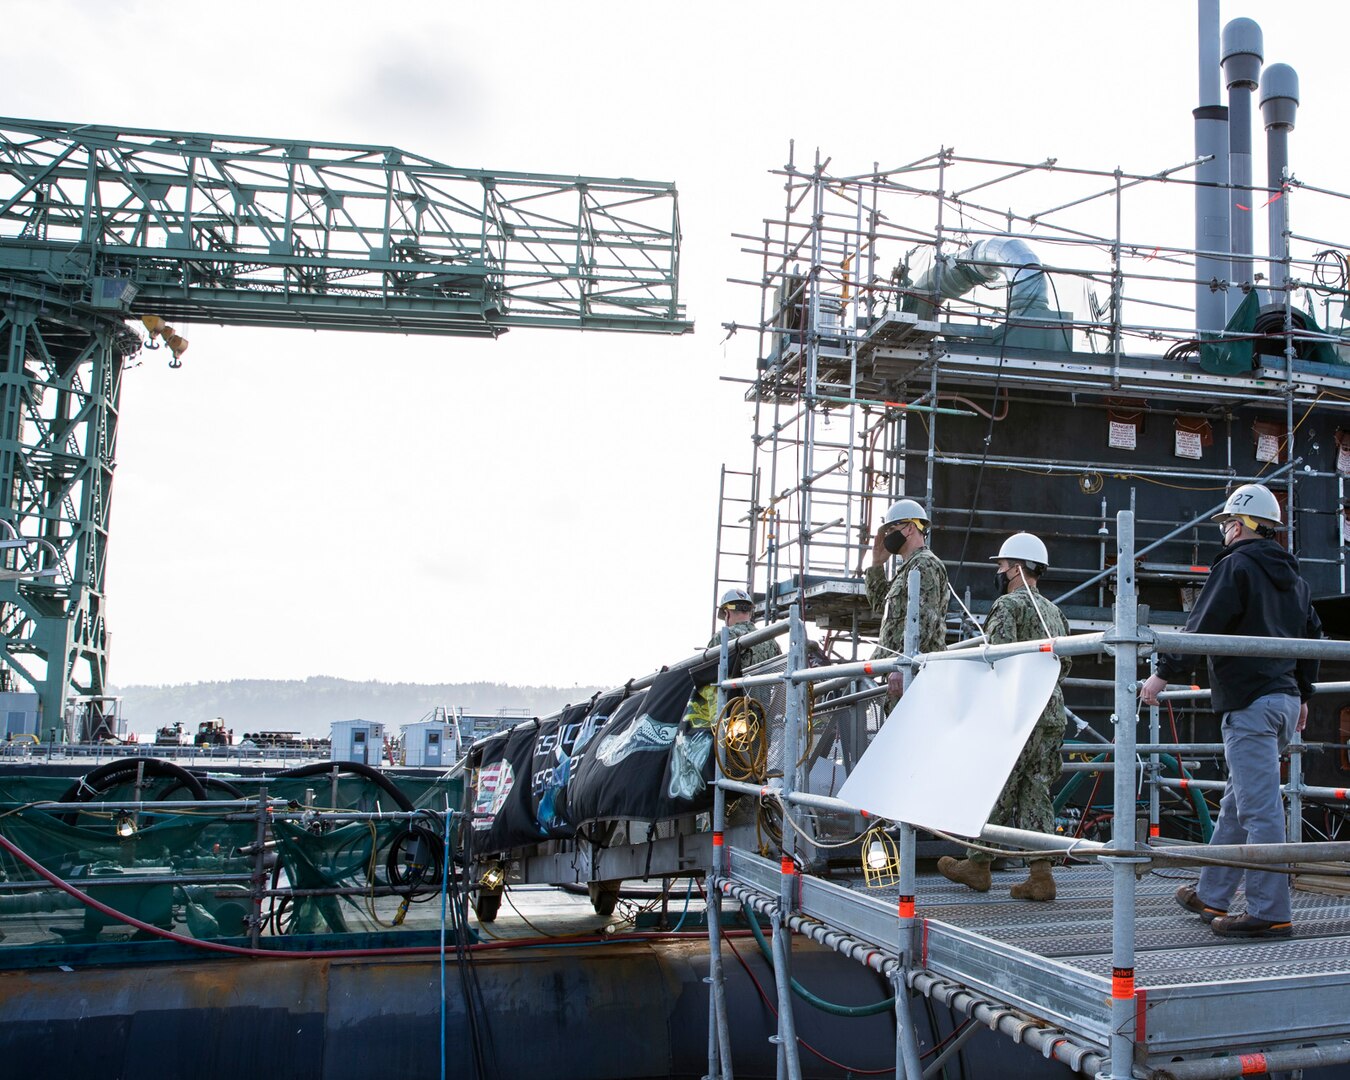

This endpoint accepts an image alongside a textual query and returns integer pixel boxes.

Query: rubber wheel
[474,889,502,923]
[588,881,622,917]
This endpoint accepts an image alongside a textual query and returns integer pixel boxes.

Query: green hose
[1054,751,1214,842]
[741,902,895,1017]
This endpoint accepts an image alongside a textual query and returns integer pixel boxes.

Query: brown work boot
[937,856,991,893]
[1009,859,1056,901]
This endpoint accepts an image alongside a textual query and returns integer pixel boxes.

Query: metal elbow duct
[910,238,1049,318]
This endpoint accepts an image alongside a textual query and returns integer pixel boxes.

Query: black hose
[57,757,208,804]
[385,823,445,901]
[275,760,414,812]
[157,774,247,801]
[55,757,210,828]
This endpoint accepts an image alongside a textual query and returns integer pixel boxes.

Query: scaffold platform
[722,849,1350,1073]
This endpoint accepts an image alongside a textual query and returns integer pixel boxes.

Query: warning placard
[1175,430,1203,460]
[1109,421,1137,451]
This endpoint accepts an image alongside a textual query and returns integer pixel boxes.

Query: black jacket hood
[1215,537,1300,591]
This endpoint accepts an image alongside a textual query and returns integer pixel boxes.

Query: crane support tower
[0,117,692,740]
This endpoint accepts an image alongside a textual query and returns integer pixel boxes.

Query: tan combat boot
[936,856,991,893]
[1009,859,1056,901]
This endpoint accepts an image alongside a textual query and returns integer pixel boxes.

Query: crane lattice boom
[0,117,691,335]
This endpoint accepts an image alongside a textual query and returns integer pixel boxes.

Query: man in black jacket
[1141,483,1321,939]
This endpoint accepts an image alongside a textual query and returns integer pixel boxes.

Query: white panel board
[836,651,1061,837]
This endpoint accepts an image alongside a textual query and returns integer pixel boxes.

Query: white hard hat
[882,498,930,529]
[991,532,1049,568]
[718,588,753,609]
[1212,483,1282,526]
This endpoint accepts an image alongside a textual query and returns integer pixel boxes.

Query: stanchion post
[1148,684,1161,841]
[769,604,807,1080]
[706,625,734,1080]
[891,567,925,1080]
[1104,511,1145,1080]
[250,783,269,950]
[1288,723,1305,844]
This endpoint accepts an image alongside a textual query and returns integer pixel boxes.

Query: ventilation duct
[906,237,1049,319]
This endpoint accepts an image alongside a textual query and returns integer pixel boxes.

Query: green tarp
[1200,290,1341,373]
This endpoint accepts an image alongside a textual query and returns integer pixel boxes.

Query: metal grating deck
[728,849,1350,1064]
[894,866,1350,981]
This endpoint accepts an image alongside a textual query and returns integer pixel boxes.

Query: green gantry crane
[0,117,692,740]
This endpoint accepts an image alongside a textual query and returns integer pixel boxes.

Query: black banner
[566,666,720,824]
[470,721,546,855]
[530,701,593,838]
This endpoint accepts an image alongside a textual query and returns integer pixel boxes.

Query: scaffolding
[704,510,1350,1080]
[717,145,1350,649]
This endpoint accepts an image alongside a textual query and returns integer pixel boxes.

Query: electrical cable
[778,803,870,850]
[721,932,899,1076]
[933,388,1009,421]
[500,886,565,938]
[386,820,446,902]
[1310,249,1348,296]
[1074,770,1105,841]
[715,696,769,782]
[363,822,394,929]
[447,806,490,1080]
[796,684,818,769]
[755,796,784,857]
[723,914,980,1074]
[740,902,894,1017]
[921,825,1066,862]
[667,875,695,932]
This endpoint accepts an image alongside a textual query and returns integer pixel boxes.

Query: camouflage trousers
[969,720,1064,864]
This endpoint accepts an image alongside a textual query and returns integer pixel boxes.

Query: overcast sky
[5,1,1346,693]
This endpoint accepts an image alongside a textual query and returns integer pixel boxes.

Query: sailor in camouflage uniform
[938,533,1070,901]
[865,499,949,705]
[708,588,782,669]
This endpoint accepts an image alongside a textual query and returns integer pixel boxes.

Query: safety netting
[0,766,460,950]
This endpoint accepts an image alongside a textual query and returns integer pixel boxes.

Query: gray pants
[1198,692,1300,923]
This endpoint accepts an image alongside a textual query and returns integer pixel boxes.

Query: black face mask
[883,528,907,555]
[994,570,1011,595]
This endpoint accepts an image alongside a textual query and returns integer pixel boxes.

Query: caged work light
[859,826,901,888]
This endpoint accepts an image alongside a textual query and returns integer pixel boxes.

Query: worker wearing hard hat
[1141,483,1322,940]
[938,532,1071,901]
[865,500,949,702]
[708,587,782,669]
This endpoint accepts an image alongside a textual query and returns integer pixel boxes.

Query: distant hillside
[107,676,604,739]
